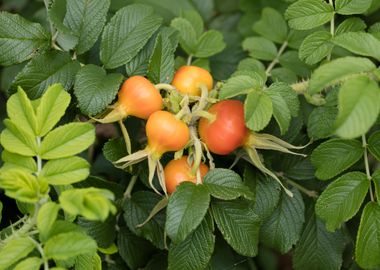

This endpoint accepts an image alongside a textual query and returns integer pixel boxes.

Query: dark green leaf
[335,17,367,35]
[253,7,288,43]
[311,138,364,180]
[78,215,116,248]
[260,188,305,253]
[212,199,260,256]
[315,172,369,231]
[0,12,49,66]
[299,31,333,65]
[11,51,80,99]
[242,37,277,61]
[74,64,123,116]
[335,0,372,15]
[165,183,210,243]
[355,202,380,269]
[100,4,162,69]
[368,130,380,161]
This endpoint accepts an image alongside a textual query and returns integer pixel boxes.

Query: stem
[286,178,318,198]
[327,0,335,61]
[123,175,138,199]
[362,135,375,202]
[29,237,49,270]
[155,83,176,92]
[266,41,288,76]
[36,137,42,175]
[118,120,132,155]
[187,55,193,66]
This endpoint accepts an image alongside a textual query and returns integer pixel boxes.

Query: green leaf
[333,32,380,61]
[203,168,254,200]
[368,130,380,161]
[299,31,333,65]
[308,106,338,140]
[279,50,312,77]
[253,7,288,43]
[334,76,380,139]
[0,237,35,269]
[181,10,203,37]
[147,32,175,84]
[64,0,110,54]
[75,253,102,270]
[335,17,367,35]
[211,199,260,256]
[100,4,162,69]
[41,156,90,185]
[1,150,37,173]
[242,37,278,60]
[37,202,60,242]
[123,191,166,249]
[165,182,210,243]
[171,17,198,55]
[311,138,364,180]
[308,56,376,94]
[74,65,123,116]
[14,257,42,270]
[7,87,37,135]
[355,202,380,269]
[117,227,155,269]
[44,231,97,260]
[36,84,71,137]
[285,0,334,30]
[260,187,305,253]
[267,90,291,134]
[194,30,225,58]
[271,68,298,84]
[40,122,95,159]
[59,187,116,221]
[267,82,300,117]
[0,119,38,156]
[11,51,81,99]
[293,208,345,270]
[78,215,116,248]
[219,75,262,99]
[315,172,369,231]
[168,215,215,270]
[244,166,281,220]
[0,169,41,203]
[0,12,49,66]
[244,90,273,131]
[371,170,380,205]
[335,0,372,15]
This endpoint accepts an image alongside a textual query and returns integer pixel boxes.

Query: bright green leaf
[335,17,367,35]
[40,122,95,159]
[44,231,97,260]
[38,202,60,242]
[14,257,42,270]
[171,17,198,55]
[267,90,291,134]
[194,30,225,58]
[0,237,35,269]
[219,75,262,99]
[36,84,71,137]
[41,156,90,185]
[0,119,38,157]
[1,150,37,173]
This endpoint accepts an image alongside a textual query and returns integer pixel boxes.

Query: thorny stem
[286,178,318,198]
[30,237,49,270]
[266,41,288,76]
[362,135,375,202]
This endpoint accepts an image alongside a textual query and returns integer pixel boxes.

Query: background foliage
[1,0,380,269]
